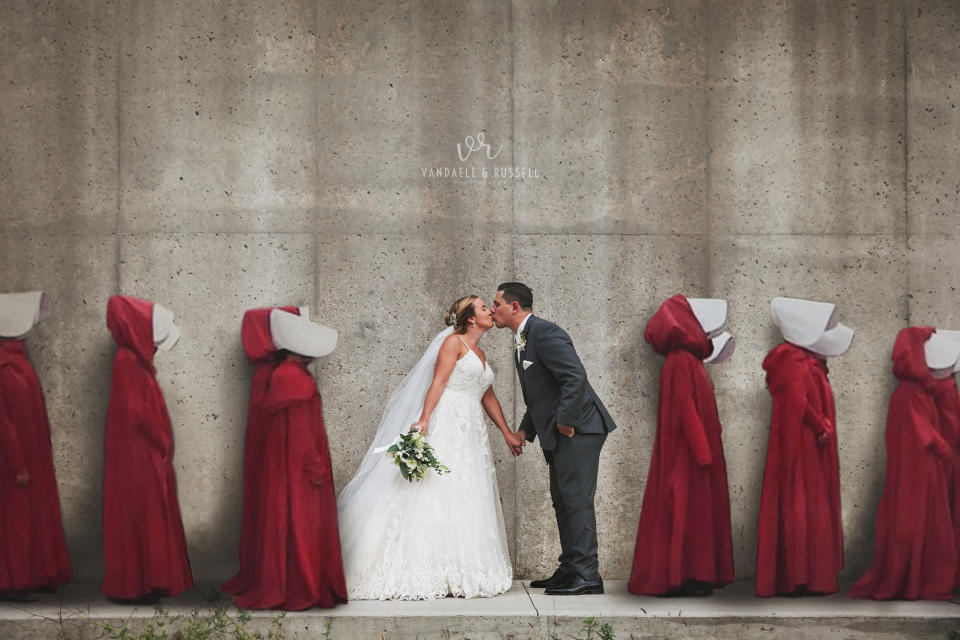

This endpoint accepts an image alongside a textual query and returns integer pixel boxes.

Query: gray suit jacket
[515,315,617,451]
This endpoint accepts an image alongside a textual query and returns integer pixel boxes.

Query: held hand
[934,435,953,460]
[503,431,524,457]
[411,418,429,436]
[815,417,834,444]
[15,473,29,487]
[556,423,574,438]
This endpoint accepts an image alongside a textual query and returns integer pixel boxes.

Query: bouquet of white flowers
[384,428,450,482]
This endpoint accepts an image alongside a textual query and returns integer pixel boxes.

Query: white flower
[514,332,527,351]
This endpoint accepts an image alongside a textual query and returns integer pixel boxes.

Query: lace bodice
[444,339,495,398]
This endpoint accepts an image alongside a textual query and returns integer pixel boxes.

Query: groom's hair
[497,282,533,310]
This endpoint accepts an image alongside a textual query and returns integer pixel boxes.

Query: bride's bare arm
[482,387,524,456]
[411,336,461,434]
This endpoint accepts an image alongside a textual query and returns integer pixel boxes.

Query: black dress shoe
[545,575,604,596]
[530,568,571,589]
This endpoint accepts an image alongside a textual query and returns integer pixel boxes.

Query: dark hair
[497,282,533,310]
[275,348,312,363]
[443,295,479,335]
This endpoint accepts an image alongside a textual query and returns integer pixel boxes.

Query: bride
[337,295,523,600]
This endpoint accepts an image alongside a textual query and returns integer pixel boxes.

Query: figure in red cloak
[221,305,302,600]
[101,295,193,600]
[755,297,854,597]
[849,327,960,600]
[222,307,346,610]
[0,291,72,593]
[628,294,735,596]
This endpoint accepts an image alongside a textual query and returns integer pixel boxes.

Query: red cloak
[628,294,734,595]
[931,376,960,588]
[222,306,302,601]
[849,326,956,600]
[755,342,842,596]
[223,307,347,610]
[101,295,193,600]
[0,338,72,591]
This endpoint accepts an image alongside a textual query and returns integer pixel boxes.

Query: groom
[491,282,617,595]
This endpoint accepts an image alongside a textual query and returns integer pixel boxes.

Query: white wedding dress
[337,331,513,600]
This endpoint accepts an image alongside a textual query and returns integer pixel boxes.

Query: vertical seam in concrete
[113,1,123,290]
[508,0,517,233]
[902,0,911,326]
[509,0,517,236]
[313,0,321,317]
[507,0,520,570]
[703,0,713,297]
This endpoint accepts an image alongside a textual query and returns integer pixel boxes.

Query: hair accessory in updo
[444,295,477,334]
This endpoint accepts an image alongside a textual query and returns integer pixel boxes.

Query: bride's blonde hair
[443,295,478,335]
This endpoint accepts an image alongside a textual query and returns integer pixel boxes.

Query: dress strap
[456,335,488,370]
[457,335,474,359]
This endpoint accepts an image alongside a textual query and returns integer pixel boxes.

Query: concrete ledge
[2,580,959,639]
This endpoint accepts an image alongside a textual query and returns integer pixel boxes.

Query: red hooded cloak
[755,342,842,596]
[101,295,192,599]
[223,309,346,610]
[849,326,956,600]
[0,338,72,591]
[222,307,298,598]
[628,294,734,595]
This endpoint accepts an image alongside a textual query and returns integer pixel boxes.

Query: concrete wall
[0,0,957,583]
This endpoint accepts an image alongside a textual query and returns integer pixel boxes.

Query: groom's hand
[556,423,574,438]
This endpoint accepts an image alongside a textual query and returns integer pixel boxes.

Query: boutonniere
[515,331,527,352]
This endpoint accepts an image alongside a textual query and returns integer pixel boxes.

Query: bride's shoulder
[440,333,466,353]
